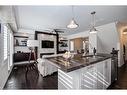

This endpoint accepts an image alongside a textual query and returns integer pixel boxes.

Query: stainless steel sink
[82,55,104,59]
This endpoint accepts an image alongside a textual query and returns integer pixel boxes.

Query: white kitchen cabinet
[58,58,111,89]
[58,69,73,89]
[58,68,81,89]
[96,61,105,89]
[58,65,97,89]
[81,59,111,89]
[103,59,111,88]
[96,59,111,89]
[81,64,98,89]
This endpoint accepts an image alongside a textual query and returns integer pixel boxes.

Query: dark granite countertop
[45,53,112,73]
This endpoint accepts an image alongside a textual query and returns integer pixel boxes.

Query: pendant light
[67,6,79,29]
[90,11,97,33]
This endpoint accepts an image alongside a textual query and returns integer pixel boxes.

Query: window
[70,41,74,51]
[4,25,8,61]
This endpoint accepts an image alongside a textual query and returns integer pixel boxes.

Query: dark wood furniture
[13,52,34,63]
[58,50,66,54]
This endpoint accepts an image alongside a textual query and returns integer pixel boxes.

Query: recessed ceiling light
[123,32,127,34]
[123,28,127,34]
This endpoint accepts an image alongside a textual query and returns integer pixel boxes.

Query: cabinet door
[81,64,97,89]
[96,59,111,89]
[96,61,105,89]
[103,59,111,88]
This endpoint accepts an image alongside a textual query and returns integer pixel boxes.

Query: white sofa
[37,54,63,77]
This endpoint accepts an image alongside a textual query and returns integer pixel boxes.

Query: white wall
[96,22,122,66]
[96,22,119,53]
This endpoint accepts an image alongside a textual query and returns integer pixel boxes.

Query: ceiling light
[67,18,78,29]
[67,6,79,29]
[123,32,127,35]
[90,11,98,34]
[90,27,97,34]
[123,28,127,34]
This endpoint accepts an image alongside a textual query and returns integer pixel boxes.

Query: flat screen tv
[41,40,54,48]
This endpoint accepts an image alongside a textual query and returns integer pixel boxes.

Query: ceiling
[14,6,127,35]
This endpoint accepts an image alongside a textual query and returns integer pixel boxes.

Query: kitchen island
[45,53,112,89]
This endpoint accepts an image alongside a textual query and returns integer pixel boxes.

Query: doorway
[122,28,127,62]
[69,37,89,53]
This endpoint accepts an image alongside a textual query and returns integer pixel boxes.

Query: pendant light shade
[67,18,79,29]
[90,26,97,34]
[90,11,97,34]
[67,6,79,29]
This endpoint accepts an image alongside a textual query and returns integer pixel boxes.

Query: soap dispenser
[93,47,96,56]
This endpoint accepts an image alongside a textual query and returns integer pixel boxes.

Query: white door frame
[7,24,13,71]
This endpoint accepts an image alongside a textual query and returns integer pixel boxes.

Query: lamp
[90,11,97,34]
[67,6,79,29]
[27,40,39,63]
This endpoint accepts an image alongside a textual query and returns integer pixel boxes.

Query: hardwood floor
[108,63,127,89]
[4,61,127,89]
[4,64,58,89]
